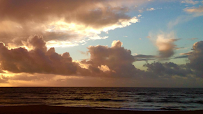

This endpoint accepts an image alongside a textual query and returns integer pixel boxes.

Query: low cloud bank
[0,36,203,87]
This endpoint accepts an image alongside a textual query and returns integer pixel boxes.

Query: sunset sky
[0,0,203,87]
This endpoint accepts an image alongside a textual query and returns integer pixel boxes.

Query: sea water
[0,87,203,111]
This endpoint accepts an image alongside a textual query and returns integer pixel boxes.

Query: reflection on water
[0,87,203,111]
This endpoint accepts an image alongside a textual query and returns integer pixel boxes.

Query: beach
[0,105,203,114]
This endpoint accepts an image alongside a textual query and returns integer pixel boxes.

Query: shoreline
[0,105,203,114]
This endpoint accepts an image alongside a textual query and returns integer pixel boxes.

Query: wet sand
[0,105,202,114]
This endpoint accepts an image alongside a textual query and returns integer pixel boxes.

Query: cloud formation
[144,62,192,78]
[184,6,203,13]
[184,5,203,18]
[167,15,195,29]
[81,40,139,77]
[134,54,156,61]
[147,8,155,11]
[168,1,203,29]
[0,36,203,78]
[0,37,139,78]
[0,36,79,75]
[0,36,203,87]
[188,38,198,40]
[0,75,8,83]
[0,0,151,47]
[156,32,178,59]
[187,41,203,76]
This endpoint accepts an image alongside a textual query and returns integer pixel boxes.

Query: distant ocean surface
[0,87,203,111]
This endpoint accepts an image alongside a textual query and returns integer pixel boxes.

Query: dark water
[0,87,203,111]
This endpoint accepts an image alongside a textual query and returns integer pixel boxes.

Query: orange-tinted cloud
[0,37,203,87]
[0,36,79,75]
[184,6,203,13]
[0,0,150,47]
[81,40,139,77]
[0,37,137,78]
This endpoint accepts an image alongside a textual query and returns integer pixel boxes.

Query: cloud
[168,5,203,28]
[147,8,155,11]
[187,41,203,75]
[137,32,179,61]
[139,7,156,13]
[143,62,192,78]
[134,54,157,61]
[1,38,203,87]
[180,51,193,56]
[146,36,151,38]
[98,65,111,72]
[0,37,138,78]
[0,75,8,83]
[184,6,203,17]
[167,15,195,29]
[156,32,178,59]
[23,35,47,52]
[188,38,198,40]
[111,40,123,48]
[170,51,192,59]
[173,55,188,59]
[0,36,80,75]
[10,73,56,81]
[0,0,151,47]
[175,47,186,50]
[81,40,138,77]
[184,6,203,13]
[173,41,203,77]
[181,0,199,5]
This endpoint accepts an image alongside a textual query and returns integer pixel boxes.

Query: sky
[0,0,203,87]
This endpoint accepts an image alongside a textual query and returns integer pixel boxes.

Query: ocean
[0,87,203,111]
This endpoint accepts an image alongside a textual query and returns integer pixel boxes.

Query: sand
[0,105,202,114]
